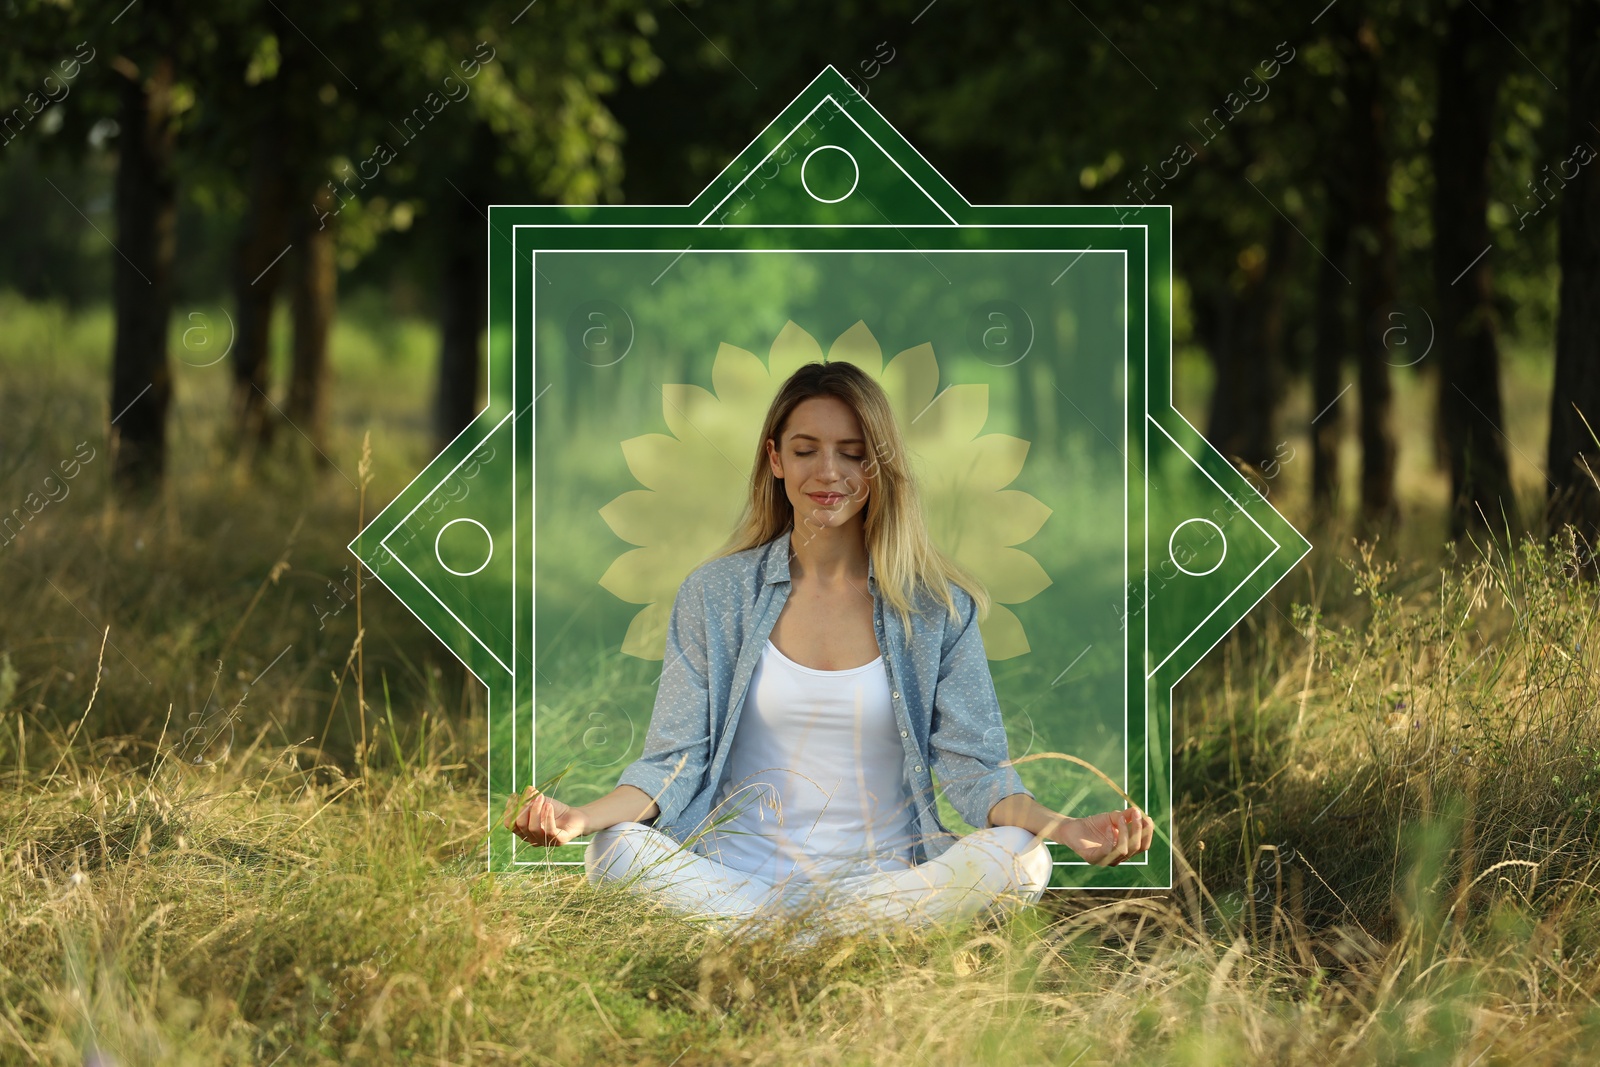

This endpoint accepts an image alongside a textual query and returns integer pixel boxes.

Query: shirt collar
[762,527,876,590]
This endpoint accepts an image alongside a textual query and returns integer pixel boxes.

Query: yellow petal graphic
[660,383,717,446]
[978,603,1032,661]
[711,342,770,407]
[881,342,938,429]
[963,546,1054,606]
[910,382,988,442]
[965,433,1031,491]
[988,490,1053,546]
[600,322,1054,661]
[768,320,824,382]
[827,320,884,377]
[619,600,671,659]
[619,434,687,491]
[599,546,685,607]
[599,490,691,548]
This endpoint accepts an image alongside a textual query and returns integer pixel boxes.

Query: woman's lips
[809,493,844,505]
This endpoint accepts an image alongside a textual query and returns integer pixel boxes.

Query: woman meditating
[509,359,1154,940]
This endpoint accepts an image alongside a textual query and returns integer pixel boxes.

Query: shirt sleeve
[615,571,713,827]
[927,585,1033,828]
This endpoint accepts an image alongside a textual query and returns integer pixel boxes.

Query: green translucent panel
[702,96,956,227]
[353,67,1310,887]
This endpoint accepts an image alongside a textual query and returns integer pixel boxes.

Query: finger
[1140,815,1155,854]
[512,786,538,831]
[527,796,544,841]
[1099,823,1120,867]
[525,788,548,826]
[514,800,532,835]
[531,796,550,844]
[540,798,558,841]
[523,796,544,837]
[500,792,522,831]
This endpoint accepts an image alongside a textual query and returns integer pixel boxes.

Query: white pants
[584,822,1053,943]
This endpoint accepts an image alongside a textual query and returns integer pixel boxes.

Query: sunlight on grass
[3,296,1599,1063]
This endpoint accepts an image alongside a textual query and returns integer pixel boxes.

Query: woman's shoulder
[913,576,975,614]
[904,577,978,642]
[943,580,977,613]
[677,539,771,602]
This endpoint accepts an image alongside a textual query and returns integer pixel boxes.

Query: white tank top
[691,637,921,884]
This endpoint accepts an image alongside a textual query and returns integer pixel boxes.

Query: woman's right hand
[505,787,589,847]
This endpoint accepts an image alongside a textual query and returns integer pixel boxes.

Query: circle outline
[179,307,236,368]
[800,145,860,204]
[1168,517,1227,577]
[434,517,494,577]
[975,302,1036,367]
[574,303,636,368]
[1381,305,1435,368]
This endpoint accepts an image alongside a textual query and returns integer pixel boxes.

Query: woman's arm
[612,573,716,828]
[513,574,714,849]
[987,792,1155,867]
[509,784,660,847]
[925,589,1035,826]
[575,784,659,834]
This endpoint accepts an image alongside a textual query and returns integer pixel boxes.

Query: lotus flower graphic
[598,320,1053,661]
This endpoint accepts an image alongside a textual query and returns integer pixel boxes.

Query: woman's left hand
[1053,805,1154,866]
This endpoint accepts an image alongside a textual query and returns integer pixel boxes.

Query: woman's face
[766,396,873,534]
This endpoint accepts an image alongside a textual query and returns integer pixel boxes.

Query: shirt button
[914,764,923,773]
[892,691,899,699]
[900,729,908,738]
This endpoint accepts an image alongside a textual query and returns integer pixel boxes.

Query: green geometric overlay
[350,67,1312,888]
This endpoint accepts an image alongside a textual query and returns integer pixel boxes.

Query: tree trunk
[109,53,177,494]
[1311,179,1352,524]
[288,185,336,462]
[1433,0,1518,539]
[1347,17,1399,532]
[1547,0,1600,547]
[434,188,487,452]
[1203,217,1290,479]
[231,114,291,449]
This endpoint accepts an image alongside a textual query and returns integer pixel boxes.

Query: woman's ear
[767,437,782,479]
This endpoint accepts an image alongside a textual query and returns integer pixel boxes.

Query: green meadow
[4,295,1598,1065]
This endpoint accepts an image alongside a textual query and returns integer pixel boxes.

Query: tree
[288,183,336,457]
[430,127,493,451]
[1200,212,1293,476]
[1433,0,1518,539]
[229,97,291,449]
[1311,147,1353,523]
[107,44,177,491]
[402,3,662,451]
[1546,0,1600,548]
[1346,14,1399,531]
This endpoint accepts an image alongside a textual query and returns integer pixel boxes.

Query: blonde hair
[709,360,990,638]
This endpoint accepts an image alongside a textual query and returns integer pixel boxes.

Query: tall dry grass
[5,300,1600,1063]
[10,516,1600,1065]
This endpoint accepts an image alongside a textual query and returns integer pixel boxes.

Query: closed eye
[796,451,864,460]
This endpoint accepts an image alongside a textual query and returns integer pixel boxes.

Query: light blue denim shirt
[615,528,1033,865]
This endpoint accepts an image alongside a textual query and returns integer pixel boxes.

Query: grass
[4,294,1600,1064]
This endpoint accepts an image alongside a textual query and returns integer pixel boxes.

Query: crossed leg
[585,822,1053,943]
[769,826,1053,942]
[584,821,776,932]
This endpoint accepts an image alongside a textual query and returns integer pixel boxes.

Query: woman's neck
[787,521,870,585]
